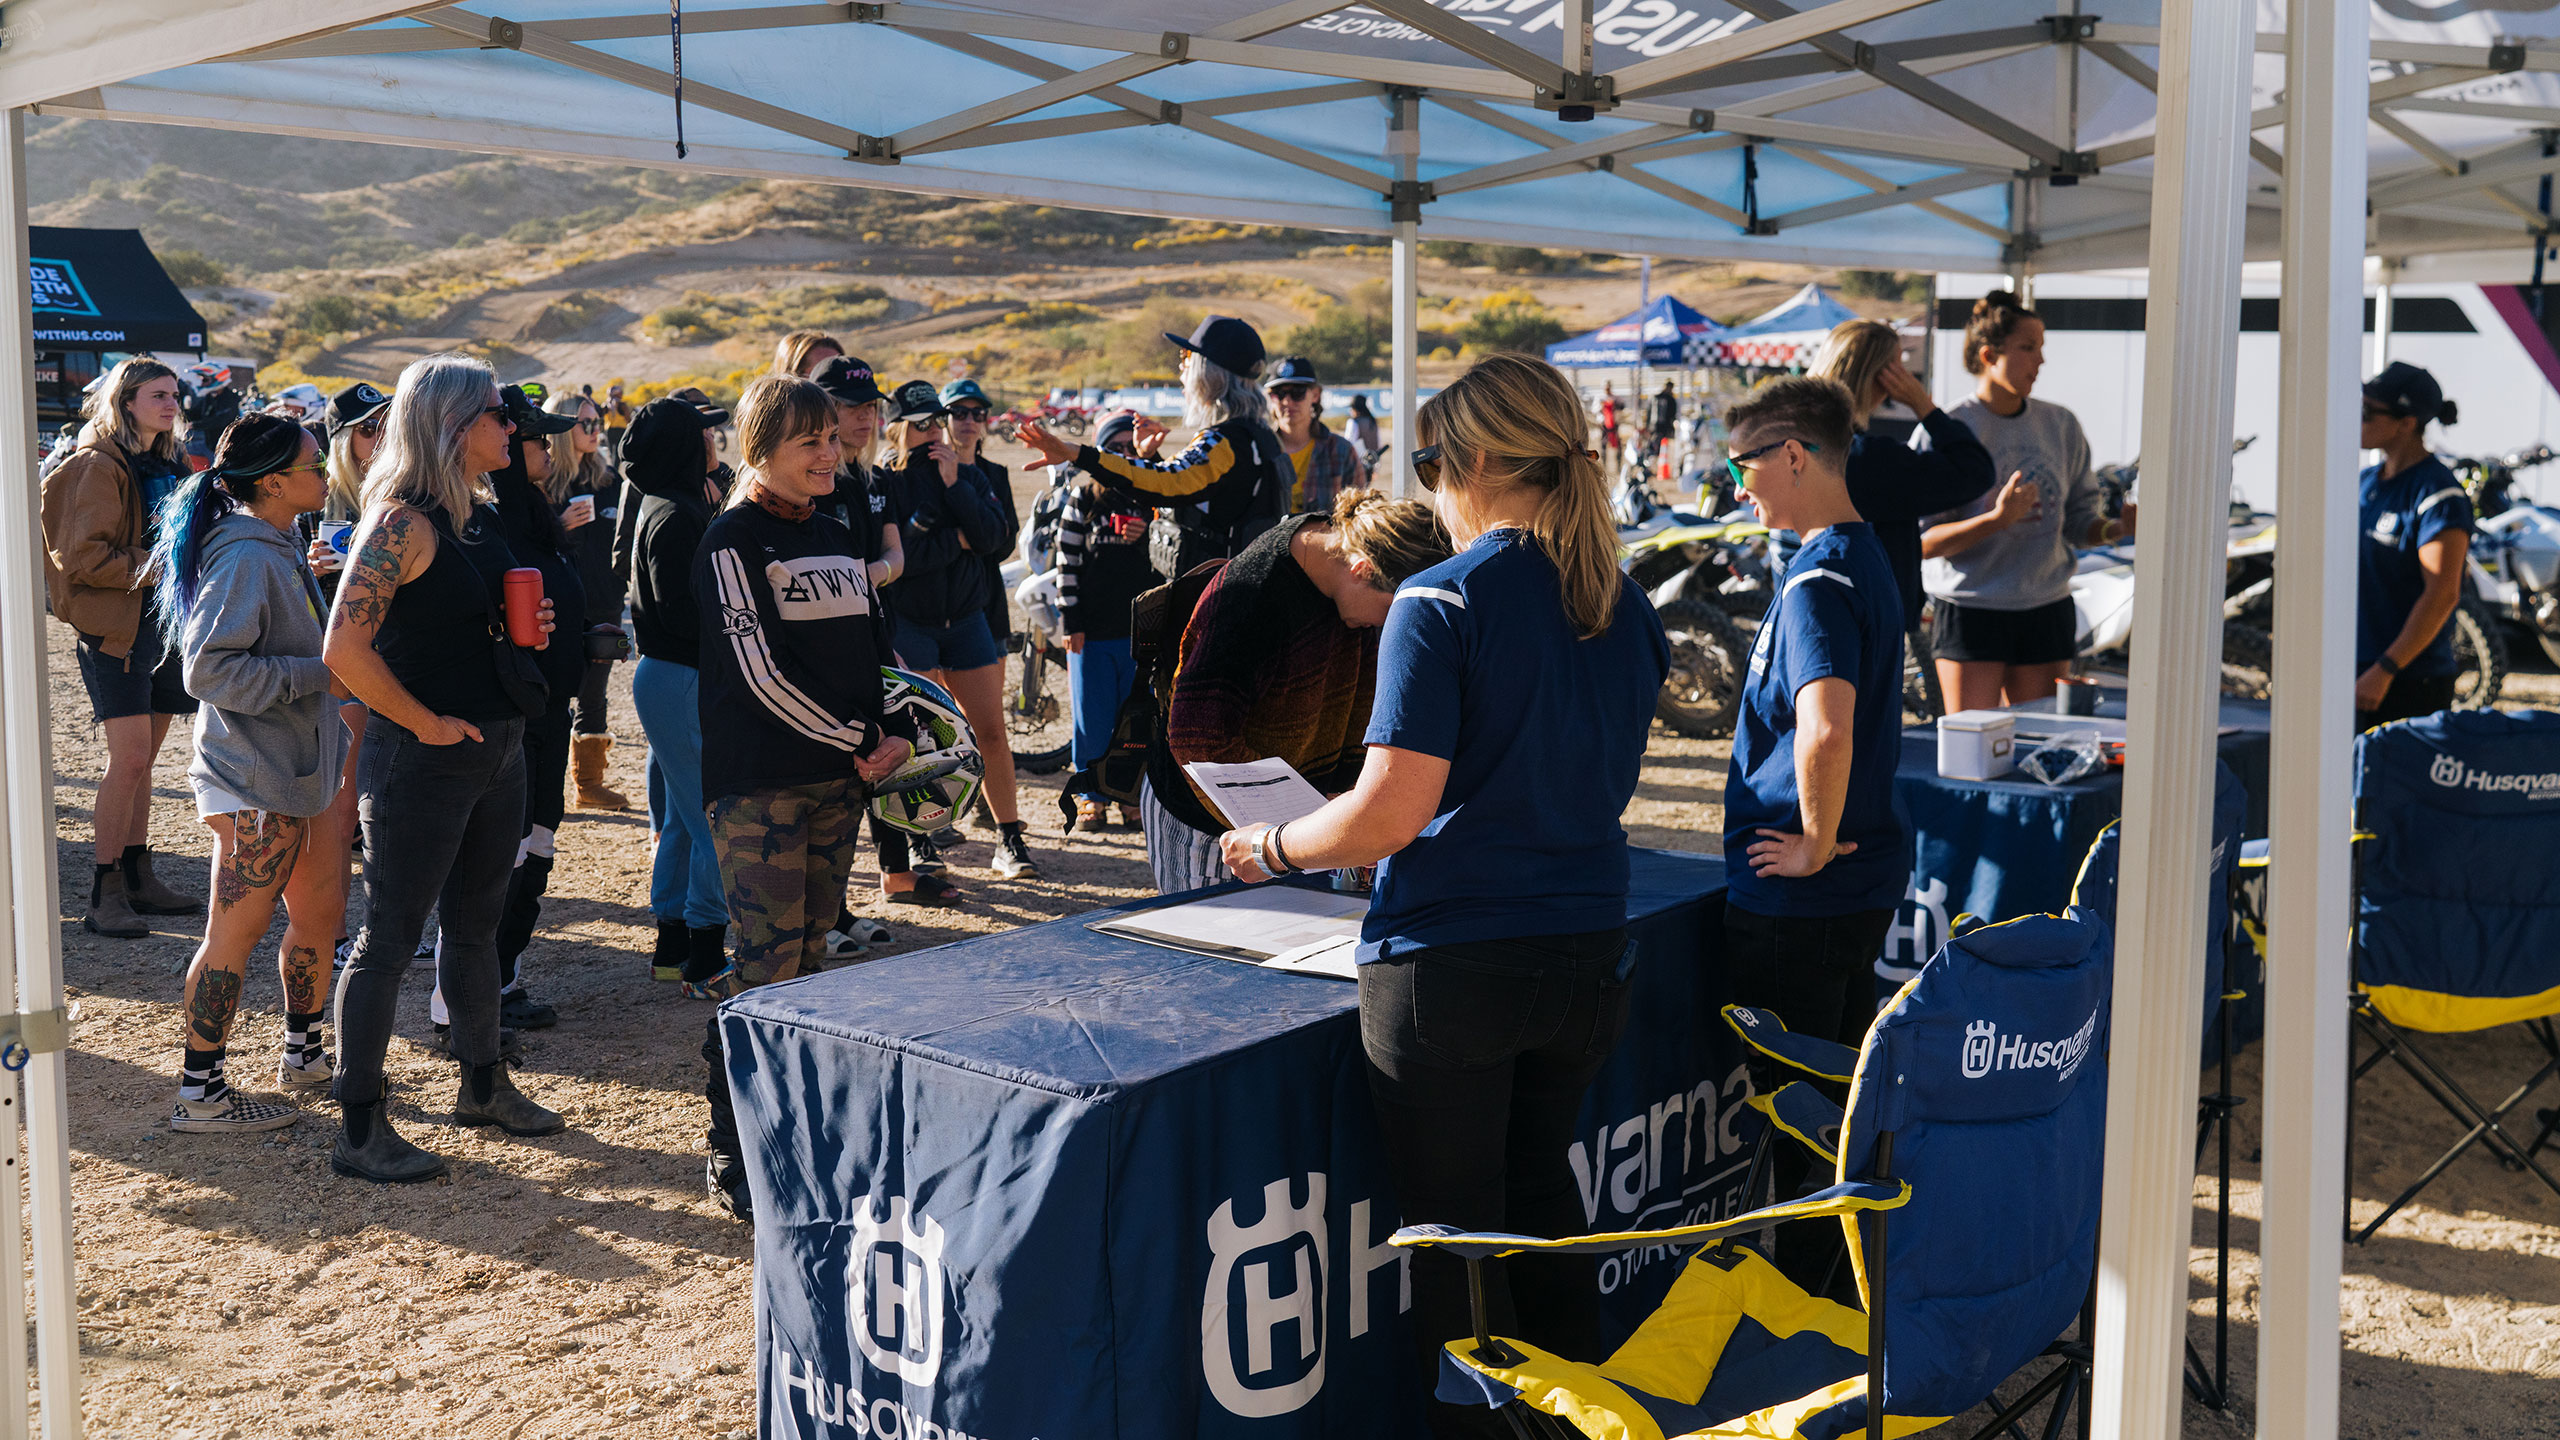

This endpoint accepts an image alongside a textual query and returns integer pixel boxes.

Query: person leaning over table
[690,374,915,1225]
[2355,361,2473,731]
[1218,352,1668,1417]
[1718,375,1911,1296]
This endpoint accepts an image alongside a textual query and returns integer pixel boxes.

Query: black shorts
[1928,596,2078,666]
[76,625,197,723]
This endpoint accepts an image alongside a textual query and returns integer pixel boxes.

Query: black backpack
[1057,558,1226,830]
[1146,419,1288,581]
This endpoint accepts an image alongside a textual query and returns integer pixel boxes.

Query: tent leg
[1388,89,1420,500]
[2091,2,2252,1438]
[2259,0,2364,1436]
[0,106,82,1440]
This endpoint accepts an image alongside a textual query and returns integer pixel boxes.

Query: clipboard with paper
[1086,758,1361,978]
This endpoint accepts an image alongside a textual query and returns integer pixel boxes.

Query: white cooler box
[1937,710,2017,781]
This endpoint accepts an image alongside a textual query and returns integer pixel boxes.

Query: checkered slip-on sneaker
[170,1089,301,1134]
[277,1050,336,1091]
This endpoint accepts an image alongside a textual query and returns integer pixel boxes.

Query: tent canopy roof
[1547,292,1729,367]
[1722,281,1861,338]
[9,1,2560,275]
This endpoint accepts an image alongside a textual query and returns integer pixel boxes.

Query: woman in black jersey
[323,354,570,1184]
[691,374,914,1222]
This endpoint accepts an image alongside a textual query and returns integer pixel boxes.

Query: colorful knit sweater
[1151,512,1376,835]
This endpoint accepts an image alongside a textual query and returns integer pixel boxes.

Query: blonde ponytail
[1414,352,1622,638]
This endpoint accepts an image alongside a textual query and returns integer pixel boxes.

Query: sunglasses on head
[1725,437,1815,488]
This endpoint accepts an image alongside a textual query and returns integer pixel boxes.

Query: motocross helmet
[870,668,985,836]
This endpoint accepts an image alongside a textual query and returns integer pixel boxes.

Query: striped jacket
[691,497,910,802]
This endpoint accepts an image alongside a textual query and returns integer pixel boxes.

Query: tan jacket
[41,443,152,659]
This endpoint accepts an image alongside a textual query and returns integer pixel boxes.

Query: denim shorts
[892,611,1001,673]
[76,622,198,723]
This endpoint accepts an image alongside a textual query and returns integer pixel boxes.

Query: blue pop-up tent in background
[1546,294,1729,369]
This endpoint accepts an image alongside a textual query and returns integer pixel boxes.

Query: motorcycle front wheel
[1004,639,1074,774]
[2453,596,2507,709]
[1654,598,1747,739]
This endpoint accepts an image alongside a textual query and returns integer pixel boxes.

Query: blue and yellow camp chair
[2346,709,2560,1243]
[1396,911,2111,1440]
[2065,759,2249,1410]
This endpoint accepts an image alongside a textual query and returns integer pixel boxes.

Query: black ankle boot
[331,1087,447,1185]
[453,1060,566,1137]
[651,917,688,982]
[682,924,729,988]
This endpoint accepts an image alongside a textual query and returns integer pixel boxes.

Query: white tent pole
[2374,260,2397,368]
[1389,89,1420,499]
[2259,1,2364,1436]
[0,105,81,1440]
[1,1069,26,1440]
[2092,0,2250,1435]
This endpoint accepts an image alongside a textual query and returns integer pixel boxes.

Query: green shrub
[1458,289,1568,354]
[158,248,227,288]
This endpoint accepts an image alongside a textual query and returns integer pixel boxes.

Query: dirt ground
[26,606,2560,1437]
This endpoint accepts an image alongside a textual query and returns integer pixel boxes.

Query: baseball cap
[500,385,579,437]
[811,355,885,407]
[324,381,392,437]
[1163,314,1266,378]
[1265,355,1320,390]
[2363,361,2448,424]
[891,379,949,423]
[940,377,992,412]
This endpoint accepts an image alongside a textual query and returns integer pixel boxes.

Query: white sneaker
[278,1050,335,1090]
[170,1088,301,1134]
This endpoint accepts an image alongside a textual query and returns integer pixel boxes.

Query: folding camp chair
[2346,710,2560,1244]
[1397,911,2112,1440]
[2064,759,2249,1411]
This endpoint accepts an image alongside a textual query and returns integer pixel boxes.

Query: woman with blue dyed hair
[147,412,351,1134]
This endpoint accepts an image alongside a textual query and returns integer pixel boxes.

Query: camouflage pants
[708,777,867,996]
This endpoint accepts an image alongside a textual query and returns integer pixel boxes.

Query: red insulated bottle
[502,568,545,647]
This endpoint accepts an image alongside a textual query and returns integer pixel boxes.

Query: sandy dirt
[27,580,2560,1437]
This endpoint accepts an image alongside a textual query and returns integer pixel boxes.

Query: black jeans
[2357,669,2457,733]
[1359,928,1633,1400]
[334,713,527,1102]
[574,658,614,735]
[1721,901,1898,1299]
[495,695,576,987]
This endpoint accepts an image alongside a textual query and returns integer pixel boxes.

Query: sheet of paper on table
[1088,885,1366,979]
[1181,757,1328,829]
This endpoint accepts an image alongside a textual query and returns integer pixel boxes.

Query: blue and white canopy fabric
[1546,294,1728,367]
[18,2,2560,276]
[1687,281,1862,366]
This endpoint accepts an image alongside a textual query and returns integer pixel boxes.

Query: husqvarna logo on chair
[1961,1020,1997,1078]
[2426,752,2560,796]
[1203,1174,1328,1417]
[850,1195,946,1386]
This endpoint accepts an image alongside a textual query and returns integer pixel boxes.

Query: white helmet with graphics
[870,668,986,836]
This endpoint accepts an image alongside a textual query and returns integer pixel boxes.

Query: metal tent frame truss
[0,3,2523,1439]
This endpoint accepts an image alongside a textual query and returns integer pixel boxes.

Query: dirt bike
[2454,444,2560,675]
[996,476,1076,775]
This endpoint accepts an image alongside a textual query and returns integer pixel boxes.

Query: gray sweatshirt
[181,512,347,817]
[1915,395,2101,611]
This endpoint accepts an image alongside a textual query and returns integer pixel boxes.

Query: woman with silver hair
[323,352,570,1184]
[1019,315,1292,577]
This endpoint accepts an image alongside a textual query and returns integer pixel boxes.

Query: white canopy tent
[0,2,2548,1436]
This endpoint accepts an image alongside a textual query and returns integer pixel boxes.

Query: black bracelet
[2376,653,2402,677]
[1268,822,1294,875]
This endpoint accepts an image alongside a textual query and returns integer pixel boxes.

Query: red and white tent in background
[1689,281,1872,367]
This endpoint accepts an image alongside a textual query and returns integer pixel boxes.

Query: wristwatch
[2375,654,2402,677]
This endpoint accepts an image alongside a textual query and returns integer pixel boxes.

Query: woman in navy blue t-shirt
[1218,353,1668,1400]
[2355,361,2473,729]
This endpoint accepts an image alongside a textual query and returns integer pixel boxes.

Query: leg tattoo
[214,811,305,911]
[282,944,325,1017]
[186,967,243,1048]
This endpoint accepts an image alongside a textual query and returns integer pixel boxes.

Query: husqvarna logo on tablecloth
[1203,1174,1328,1417]
[1958,1008,2099,1082]
[2426,752,2560,797]
[850,1195,946,1386]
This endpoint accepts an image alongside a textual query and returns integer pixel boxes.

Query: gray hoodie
[181,512,347,817]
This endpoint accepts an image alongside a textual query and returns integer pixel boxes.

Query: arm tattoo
[186,968,242,1048]
[327,507,420,643]
[281,944,325,1016]
[213,812,305,911]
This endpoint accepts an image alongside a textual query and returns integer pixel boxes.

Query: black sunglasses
[1410,444,1443,491]
[2361,403,2396,422]
[948,406,991,421]
[1725,437,1816,487]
